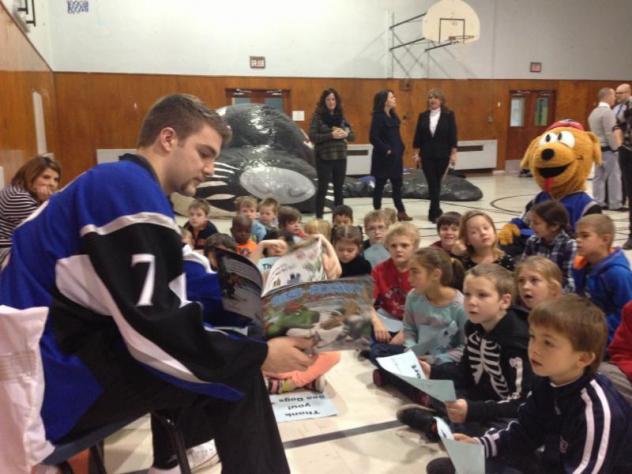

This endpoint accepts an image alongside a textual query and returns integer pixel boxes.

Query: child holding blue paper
[398,264,532,441]
[403,248,467,364]
[427,295,632,474]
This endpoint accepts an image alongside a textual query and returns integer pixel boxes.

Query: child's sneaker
[186,439,220,472]
[396,404,440,442]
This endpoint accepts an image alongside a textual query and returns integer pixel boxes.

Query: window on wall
[534,96,549,126]
[510,96,526,127]
[226,89,291,115]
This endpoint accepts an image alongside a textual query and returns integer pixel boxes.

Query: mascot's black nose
[541,148,555,161]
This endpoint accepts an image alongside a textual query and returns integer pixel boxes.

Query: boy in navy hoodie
[573,214,632,340]
[427,295,632,474]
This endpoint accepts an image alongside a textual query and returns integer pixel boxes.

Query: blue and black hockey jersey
[0,154,267,443]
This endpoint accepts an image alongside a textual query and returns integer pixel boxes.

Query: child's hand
[266,239,288,256]
[453,433,477,444]
[418,359,431,378]
[371,314,390,343]
[450,240,467,256]
[389,330,405,345]
[445,399,468,423]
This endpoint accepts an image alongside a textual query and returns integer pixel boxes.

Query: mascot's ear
[585,131,602,166]
[520,136,541,170]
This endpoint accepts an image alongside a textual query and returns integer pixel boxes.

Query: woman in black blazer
[412,89,458,223]
[369,89,412,221]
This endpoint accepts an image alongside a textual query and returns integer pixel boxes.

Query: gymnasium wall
[45,0,632,81]
[0,2,58,186]
[53,73,623,181]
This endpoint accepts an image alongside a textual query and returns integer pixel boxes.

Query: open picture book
[214,239,373,351]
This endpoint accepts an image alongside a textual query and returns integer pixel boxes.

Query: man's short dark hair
[137,94,232,148]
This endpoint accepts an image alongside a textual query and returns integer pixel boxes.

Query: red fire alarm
[530,62,542,73]
[250,56,266,69]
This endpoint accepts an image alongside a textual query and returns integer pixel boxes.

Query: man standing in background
[588,88,623,212]
[614,84,632,249]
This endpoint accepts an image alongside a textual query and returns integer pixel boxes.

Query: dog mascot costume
[498,120,602,251]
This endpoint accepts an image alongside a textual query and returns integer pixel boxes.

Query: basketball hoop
[448,34,475,44]
[422,0,480,45]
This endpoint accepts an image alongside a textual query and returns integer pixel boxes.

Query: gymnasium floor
[100,174,631,473]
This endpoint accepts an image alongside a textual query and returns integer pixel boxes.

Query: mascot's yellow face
[520,126,602,199]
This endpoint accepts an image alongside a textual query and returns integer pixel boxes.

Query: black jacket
[413,108,457,159]
[430,306,533,422]
[370,111,405,178]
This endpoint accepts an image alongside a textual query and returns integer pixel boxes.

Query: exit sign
[250,56,266,69]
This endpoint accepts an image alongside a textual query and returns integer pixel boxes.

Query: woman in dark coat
[369,89,411,221]
[413,88,458,223]
[309,88,355,218]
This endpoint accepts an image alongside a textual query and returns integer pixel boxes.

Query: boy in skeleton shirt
[398,263,533,440]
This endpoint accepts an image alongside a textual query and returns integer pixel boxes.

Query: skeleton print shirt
[431,306,533,423]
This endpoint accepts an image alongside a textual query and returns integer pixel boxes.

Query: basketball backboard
[422,0,480,44]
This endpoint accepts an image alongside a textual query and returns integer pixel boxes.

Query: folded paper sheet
[376,350,457,402]
[434,416,485,474]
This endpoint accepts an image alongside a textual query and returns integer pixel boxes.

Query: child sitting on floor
[515,256,562,311]
[573,214,632,340]
[522,200,576,292]
[453,210,514,272]
[398,264,532,443]
[428,295,632,474]
[332,225,372,278]
[362,210,390,268]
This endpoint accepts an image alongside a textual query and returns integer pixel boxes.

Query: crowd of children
[182,195,632,472]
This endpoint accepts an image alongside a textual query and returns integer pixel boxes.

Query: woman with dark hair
[309,88,355,218]
[0,155,61,264]
[369,89,411,221]
[413,88,458,223]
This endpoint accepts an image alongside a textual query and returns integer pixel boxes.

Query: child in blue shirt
[403,247,467,364]
[573,214,632,340]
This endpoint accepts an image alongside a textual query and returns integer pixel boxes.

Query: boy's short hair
[188,199,210,216]
[576,214,615,246]
[332,204,353,220]
[515,256,563,289]
[436,211,462,232]
[466,263,515,301]
[259,197,279,213]
[363,210,387,229]
[277,206,302,228]
[529,294,608,374]
[331,225,363,248]
[231,214,252,229]
[304,218,332,240]
[384,222,420,248]
[204,233,237,255]
[381,208,398,225]
[234,196,258,211]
